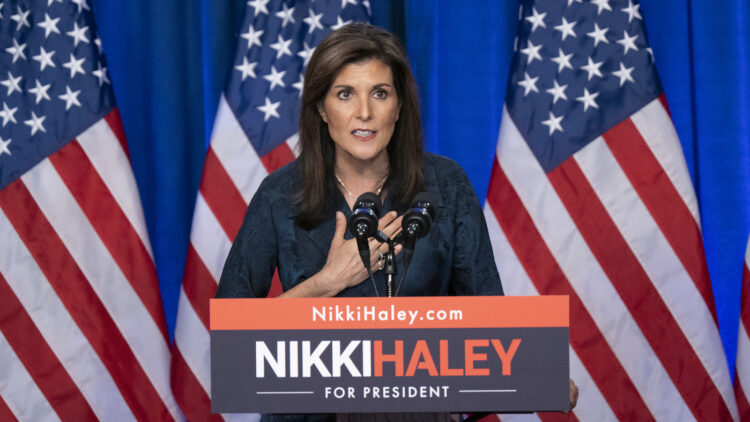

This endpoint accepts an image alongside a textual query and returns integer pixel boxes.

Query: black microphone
[347,192,382,271]
[402,192,438,255]
[396,192,438,295]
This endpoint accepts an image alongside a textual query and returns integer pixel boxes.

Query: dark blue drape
[91,0,750,373]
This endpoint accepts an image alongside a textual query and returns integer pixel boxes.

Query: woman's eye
[337,90,352,100]
[373,89,387,99]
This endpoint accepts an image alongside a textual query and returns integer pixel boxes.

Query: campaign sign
[210,296,569,414]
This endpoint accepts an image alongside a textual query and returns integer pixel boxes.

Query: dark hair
[293,23,425,229]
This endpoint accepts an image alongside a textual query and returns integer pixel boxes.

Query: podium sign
[210,296,569,414]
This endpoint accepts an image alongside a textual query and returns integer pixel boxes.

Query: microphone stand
[384,238,396,297]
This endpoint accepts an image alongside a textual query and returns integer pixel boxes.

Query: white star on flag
[525,7,547,32]
[5,39,27,63]
[554,17,577,40]
[38,13,61,38]
[92,63,110,86]
[275,3,295,27]
[28,79,51,104]
[62,53,86,78]
[304,9,324,33]
[0,102,18,126]
[591,0,612,14]
[518,71,540,96]
[0,136,10,156]
[269,34,292,59]
[546,80,568,104]
[613,61,635,86]
[241,26,264,49]
[551,48,573,72]
[576,88,599,111]
[617,31,639,54]
[581,57,604,80]
[263,66,286,90]
[24,110,46,135]
[67,22,89,46]
[71,0,90,13]
[257,96,280,121]
[622,0,642,22]
[247,0,270,16]
[520,40,543,64]
[235,57,258,81]
[298,42,315,67]
[11,5,30,31]
[541,111,564,134]
[33,47,56,71]
[587,23,609,46]
[59,86,82,110]
[1,71,22,95]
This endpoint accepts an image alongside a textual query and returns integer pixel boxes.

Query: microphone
[395,192,437,295]
[401,192,438,256]
[347,192,382,271]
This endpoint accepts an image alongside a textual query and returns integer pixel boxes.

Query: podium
[210,296,569,414]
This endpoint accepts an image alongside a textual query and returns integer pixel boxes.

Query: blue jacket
[216,153,503,299]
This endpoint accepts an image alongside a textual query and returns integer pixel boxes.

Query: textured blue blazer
[216,153,503,299]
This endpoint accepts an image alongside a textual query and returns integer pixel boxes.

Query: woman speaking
[217,23,503,302]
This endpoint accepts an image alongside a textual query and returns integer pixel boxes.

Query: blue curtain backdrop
[90,0,750,373]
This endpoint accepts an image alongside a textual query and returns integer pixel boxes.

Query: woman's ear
[318,103,328,123]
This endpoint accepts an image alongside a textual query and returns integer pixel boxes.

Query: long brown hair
[294,23,425,229]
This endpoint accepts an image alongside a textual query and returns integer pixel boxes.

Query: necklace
[335,173,387,198]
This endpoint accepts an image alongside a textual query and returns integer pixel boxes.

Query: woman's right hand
[280,211,403,298]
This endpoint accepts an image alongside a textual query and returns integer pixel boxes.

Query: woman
[217,23,503,300]
[216,23,576,419]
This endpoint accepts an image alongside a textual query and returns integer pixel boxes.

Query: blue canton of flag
[507,0,661,172]
[226,0,370,157]
[0,0,113,189]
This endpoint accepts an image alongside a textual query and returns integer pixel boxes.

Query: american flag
[170,0,370,419]
[0,0,180,420]
[483,0,739,420]
[735,235,750,420]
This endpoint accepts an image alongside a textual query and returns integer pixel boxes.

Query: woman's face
[319,59,400,168]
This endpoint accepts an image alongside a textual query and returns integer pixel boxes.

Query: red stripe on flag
[170,346,224,422]
[602,118,718,323]
[657,94,672,119]
[0,181,173,422]
[103,109,129,158]
[268,268,283,298]
[736,374,750,422]
[201,148,248,241]
[48,140,169,342]
[0,273,97,421]
[261,141,295,174]
[182,245,217,330]
[548,159,732,421]
[0,394,17,422]
[538,411,578,421]
[485,160,654,421]
[741,265,750,330]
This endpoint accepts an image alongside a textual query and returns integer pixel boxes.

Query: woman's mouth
[352,129,376,140]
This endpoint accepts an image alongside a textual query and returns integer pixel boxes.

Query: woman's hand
[281,211,403,298]
[567,378,579,412]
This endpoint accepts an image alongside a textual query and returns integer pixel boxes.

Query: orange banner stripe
[210,296,568,330]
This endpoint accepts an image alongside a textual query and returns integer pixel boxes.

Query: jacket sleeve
[447,162,504,296]
[215,181,278,298]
